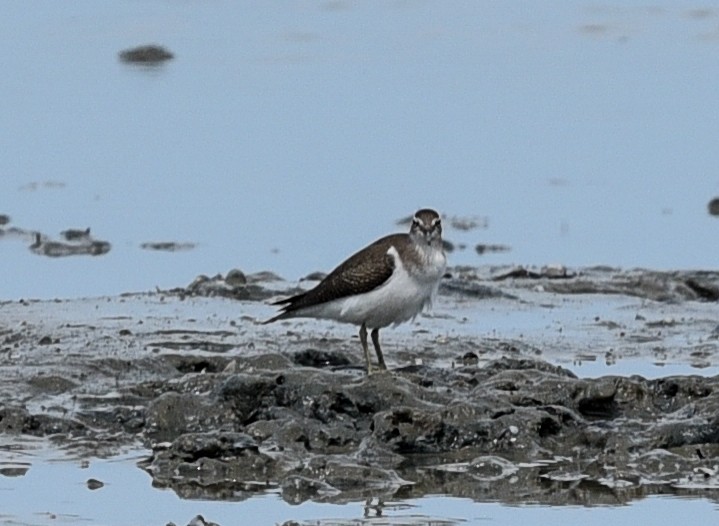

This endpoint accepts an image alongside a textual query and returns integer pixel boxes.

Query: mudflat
[1,265,718,506]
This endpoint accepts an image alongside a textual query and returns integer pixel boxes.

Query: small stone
[119,45,174,65]
[60,228,91,241]
[225,269,247,287]
[186,514,220,526]
[86,478,104,490]
[0,467,29,477]
[461,352,479,366]
[187,516,207,526]
[708,197,719,216]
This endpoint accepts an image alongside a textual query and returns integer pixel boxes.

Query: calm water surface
[2,1,719,524]
[2,0,718,300]
[0,447,718,526]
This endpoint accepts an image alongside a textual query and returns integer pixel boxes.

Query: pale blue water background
[2,0,718,300]
[2,1,719,524]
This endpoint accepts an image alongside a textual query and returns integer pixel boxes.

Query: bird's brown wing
[264,234,406,322]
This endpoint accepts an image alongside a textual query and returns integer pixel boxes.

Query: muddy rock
[136,356,719,503]
[145,392,237,443]
[147,430,293,500]
[60,228,91,241]
[28,231,111,258]
[0,403,86,437]
[178,273,277,301]
[215,373,279,422]
[486,266,719,302]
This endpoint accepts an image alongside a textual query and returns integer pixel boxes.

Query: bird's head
[409,208,443,248]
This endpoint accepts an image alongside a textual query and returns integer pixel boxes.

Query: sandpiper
[264,208,447,373]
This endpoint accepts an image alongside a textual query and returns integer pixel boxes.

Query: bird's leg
[359,323,373,374]
[371,328,387,370]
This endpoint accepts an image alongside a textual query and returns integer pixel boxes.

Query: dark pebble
[119,45,174,65]
[708,197,719,216]
[86,478,104,490]
[225,269,247,287]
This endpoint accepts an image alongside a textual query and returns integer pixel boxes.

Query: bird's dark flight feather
[263,233,407,323]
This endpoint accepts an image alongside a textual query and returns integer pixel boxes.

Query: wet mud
[1,266,719,509]
[0,216,111,258]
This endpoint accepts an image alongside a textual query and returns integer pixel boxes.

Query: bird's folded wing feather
[273,235,402,313]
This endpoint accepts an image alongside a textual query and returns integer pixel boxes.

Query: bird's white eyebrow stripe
[413,216,441,227]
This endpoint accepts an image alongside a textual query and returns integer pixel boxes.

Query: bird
[264,208,447,374]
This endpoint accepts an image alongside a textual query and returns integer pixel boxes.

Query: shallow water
[2,0,719,300]
[2,1,719,524]
[1,444,719,526]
